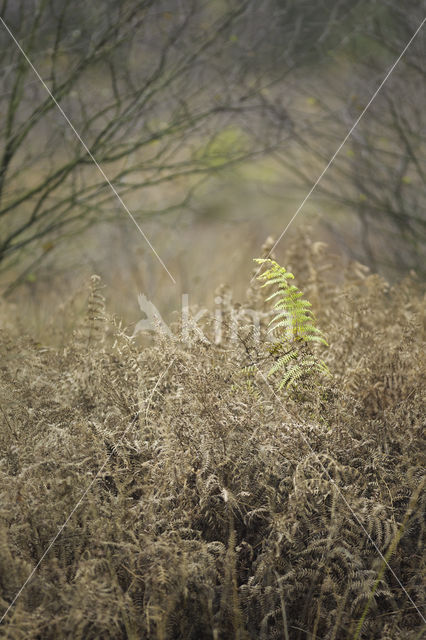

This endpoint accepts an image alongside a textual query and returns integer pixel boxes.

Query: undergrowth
[0,232,425,639]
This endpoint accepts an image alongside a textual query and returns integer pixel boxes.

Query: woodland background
[0,2,425,639]
[0,0,424,329]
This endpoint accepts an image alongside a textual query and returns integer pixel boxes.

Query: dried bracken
[0,235,424,639]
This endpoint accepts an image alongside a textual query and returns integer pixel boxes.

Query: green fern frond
[255,258,330,390]
[268,351,298,375]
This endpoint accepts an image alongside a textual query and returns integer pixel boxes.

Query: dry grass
[0,233,424,639]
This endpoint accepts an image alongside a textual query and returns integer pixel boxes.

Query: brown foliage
[0,235,424,639]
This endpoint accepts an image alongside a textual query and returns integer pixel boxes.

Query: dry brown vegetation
[0,234,425,639]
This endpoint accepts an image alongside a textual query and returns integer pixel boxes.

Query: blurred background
[0,0,424,335]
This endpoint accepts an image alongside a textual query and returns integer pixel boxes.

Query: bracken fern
[0,235,424,640]
[255,257,329,390]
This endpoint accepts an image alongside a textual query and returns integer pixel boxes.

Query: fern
[255,258,329,390]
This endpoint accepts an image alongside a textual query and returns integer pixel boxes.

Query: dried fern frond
[81,274,107,347]
[1,234,425,639]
